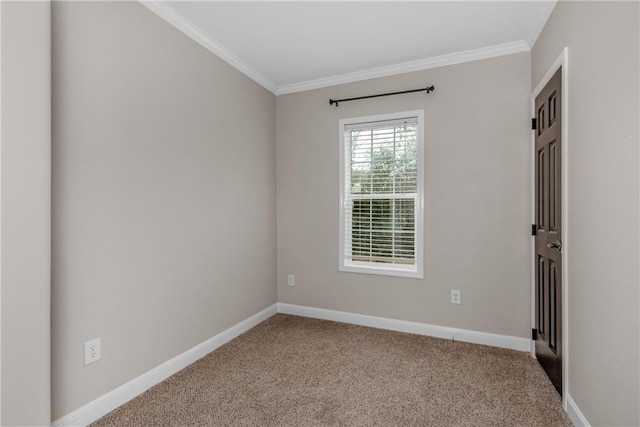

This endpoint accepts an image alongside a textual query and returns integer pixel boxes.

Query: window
[339,110,424,278]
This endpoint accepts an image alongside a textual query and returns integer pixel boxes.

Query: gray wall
[1,1,52,425]
[51,2,276,419]
[532,2,639,425]
[277,53,532,338]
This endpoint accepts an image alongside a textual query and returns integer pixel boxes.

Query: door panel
[550,142,557,231]
[534,68,562,395]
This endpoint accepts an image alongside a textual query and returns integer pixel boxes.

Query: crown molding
[276,40,530,95]
[139,1,278,94]
[525,0,557,48]
[140,1,537,97]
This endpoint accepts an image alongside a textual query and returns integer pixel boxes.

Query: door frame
[0,1,3,420]
[530,47,569,409]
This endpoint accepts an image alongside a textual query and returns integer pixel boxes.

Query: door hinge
[531,118,537,130]
[532,328,538,340]
[531,224,537,236]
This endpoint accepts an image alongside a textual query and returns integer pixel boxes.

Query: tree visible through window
[339,111,424,278]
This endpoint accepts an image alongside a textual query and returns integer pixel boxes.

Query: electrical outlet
[451,290,461,304]
[84,338,101,365]
[287,274,295,287]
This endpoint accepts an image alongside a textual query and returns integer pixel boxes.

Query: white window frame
[339,110,424,279]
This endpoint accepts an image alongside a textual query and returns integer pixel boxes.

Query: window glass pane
[350,124,417,196]
[350,198,415,265]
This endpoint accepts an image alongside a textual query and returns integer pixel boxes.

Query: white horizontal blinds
[344,117,418,266]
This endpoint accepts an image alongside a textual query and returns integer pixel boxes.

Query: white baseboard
[279,304,589,424]
[277,303,531,352]
[52,304,278,427]
[52,302,532,426]
[566,394,591,427]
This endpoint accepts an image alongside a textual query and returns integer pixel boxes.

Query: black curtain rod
[329,86,434,107]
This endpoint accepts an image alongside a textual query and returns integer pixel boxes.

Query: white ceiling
[143,1,557,94]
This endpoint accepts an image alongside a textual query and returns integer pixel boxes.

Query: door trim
[0,1,3,420]
[530,47,569,409]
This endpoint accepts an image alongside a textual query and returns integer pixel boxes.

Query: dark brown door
[534,68,562,395]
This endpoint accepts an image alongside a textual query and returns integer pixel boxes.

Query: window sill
[339,262,423,279]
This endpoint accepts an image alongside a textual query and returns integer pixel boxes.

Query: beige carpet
[92,314,573,426]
